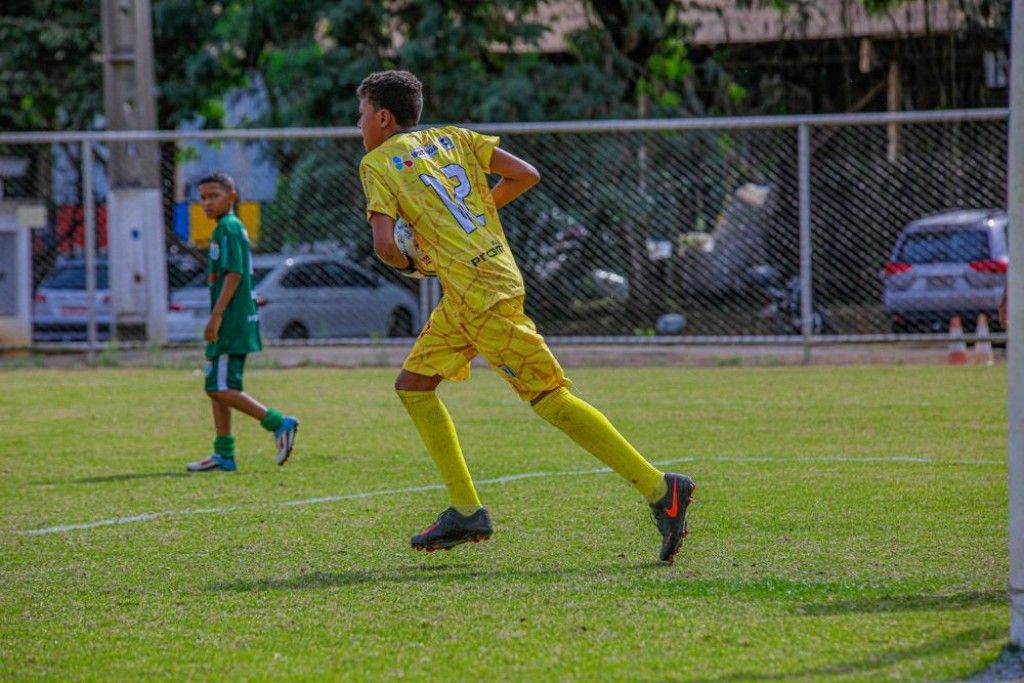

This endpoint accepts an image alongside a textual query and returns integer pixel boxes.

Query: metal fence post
[1007,0,1024,646]
[798,123,813,364]
[82,139,98,362]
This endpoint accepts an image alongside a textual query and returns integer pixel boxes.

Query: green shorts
[205,354,247,392]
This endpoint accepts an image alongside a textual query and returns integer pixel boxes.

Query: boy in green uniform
[186,172,299,472]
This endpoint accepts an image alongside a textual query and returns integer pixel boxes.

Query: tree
[0,2,102,132]
[152,0,248,129]
[204,1,601,249]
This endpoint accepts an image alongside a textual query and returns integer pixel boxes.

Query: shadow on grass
[206,566,994,608]
[30,472,190,485]
[207,563,585,592]
[795,589,1005,616]
[705,625,1004,682]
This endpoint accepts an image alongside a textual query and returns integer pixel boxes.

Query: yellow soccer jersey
[359,125,525,312]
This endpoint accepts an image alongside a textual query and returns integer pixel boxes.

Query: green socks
[260,408,284,432]
[214,435,236,460]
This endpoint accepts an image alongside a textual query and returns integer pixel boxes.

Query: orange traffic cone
[947,316,969,365]
[974,313,995,366]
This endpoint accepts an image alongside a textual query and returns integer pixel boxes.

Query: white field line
[16,454,1002,536]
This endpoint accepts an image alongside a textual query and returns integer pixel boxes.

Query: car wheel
[281,321,309,340]
[387,308,415,337]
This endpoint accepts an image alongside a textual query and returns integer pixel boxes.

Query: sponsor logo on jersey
[470,240,507,267]
[411,142,440,160]
[393,140,446,172]
[209,243,220,260]
[392,155,415,172]
[438,136,455,151]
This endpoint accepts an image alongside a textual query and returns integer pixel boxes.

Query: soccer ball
[394,218,435,279]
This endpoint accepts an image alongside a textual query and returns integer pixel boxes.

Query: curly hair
[357,70,423,128]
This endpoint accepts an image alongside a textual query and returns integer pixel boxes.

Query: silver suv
[882,208,1007,333]
[171,253,420,340]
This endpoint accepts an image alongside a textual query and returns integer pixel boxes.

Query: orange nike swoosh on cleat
[666,479,680,518]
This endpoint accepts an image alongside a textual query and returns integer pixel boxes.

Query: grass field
[0,364,1009,681]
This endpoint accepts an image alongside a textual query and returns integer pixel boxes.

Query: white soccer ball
[394,218,435,279]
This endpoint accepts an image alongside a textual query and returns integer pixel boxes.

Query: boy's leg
[531,386,696,561]
[396,372,481,515]
[211,392,232,436]
[530,387,665,501]
[205,354,300,465]
[398,302,492,551]
[187,357,237,472]
[470,298,695,562]
[469,299,666,500]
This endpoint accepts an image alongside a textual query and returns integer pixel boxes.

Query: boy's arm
[204,272,241,343]
[370,212,414,271]
[488,147,540,209]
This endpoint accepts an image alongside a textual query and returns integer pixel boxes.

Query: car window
[43,265,109,290]
[184,266,273,287]
[253,267,273,285]
[320,262,375,288]
[183,270,208,287]
[280,263,330,288]
[897,230,989,263]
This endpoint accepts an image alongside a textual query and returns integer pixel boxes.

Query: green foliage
[201,0,613,126]
[0,2,102,130]
[0,0,1011,132]
[259,143,368,252]
[152,0,245,129]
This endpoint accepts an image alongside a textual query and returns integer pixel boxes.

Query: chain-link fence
[0,109,1008,354]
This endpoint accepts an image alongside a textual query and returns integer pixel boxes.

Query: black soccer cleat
[650,473,696,564]
[411,507,493,552]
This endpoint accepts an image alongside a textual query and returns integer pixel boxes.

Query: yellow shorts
[403,296,571,401]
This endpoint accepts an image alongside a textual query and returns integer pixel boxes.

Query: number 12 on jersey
[420,164,485,234]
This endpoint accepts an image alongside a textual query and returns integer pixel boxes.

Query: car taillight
[884,262,912,275]
[969,259,1008,273]
[255,295,268,307]
[168,302,184,312]
[33,292,46,303]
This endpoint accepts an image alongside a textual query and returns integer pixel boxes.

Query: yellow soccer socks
[532,387,667,503]
[397,390,482,515]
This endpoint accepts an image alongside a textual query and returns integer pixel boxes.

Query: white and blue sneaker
[186,454,237,472]
[274,416,299,466]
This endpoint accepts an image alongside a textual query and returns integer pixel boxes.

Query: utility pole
[101,0,167,343]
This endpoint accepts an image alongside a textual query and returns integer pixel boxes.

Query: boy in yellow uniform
[356,71,695,563]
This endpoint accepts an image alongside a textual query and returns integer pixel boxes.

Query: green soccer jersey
[206,213,262,358]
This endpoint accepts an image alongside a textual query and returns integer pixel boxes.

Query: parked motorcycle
[749,266,833,335]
